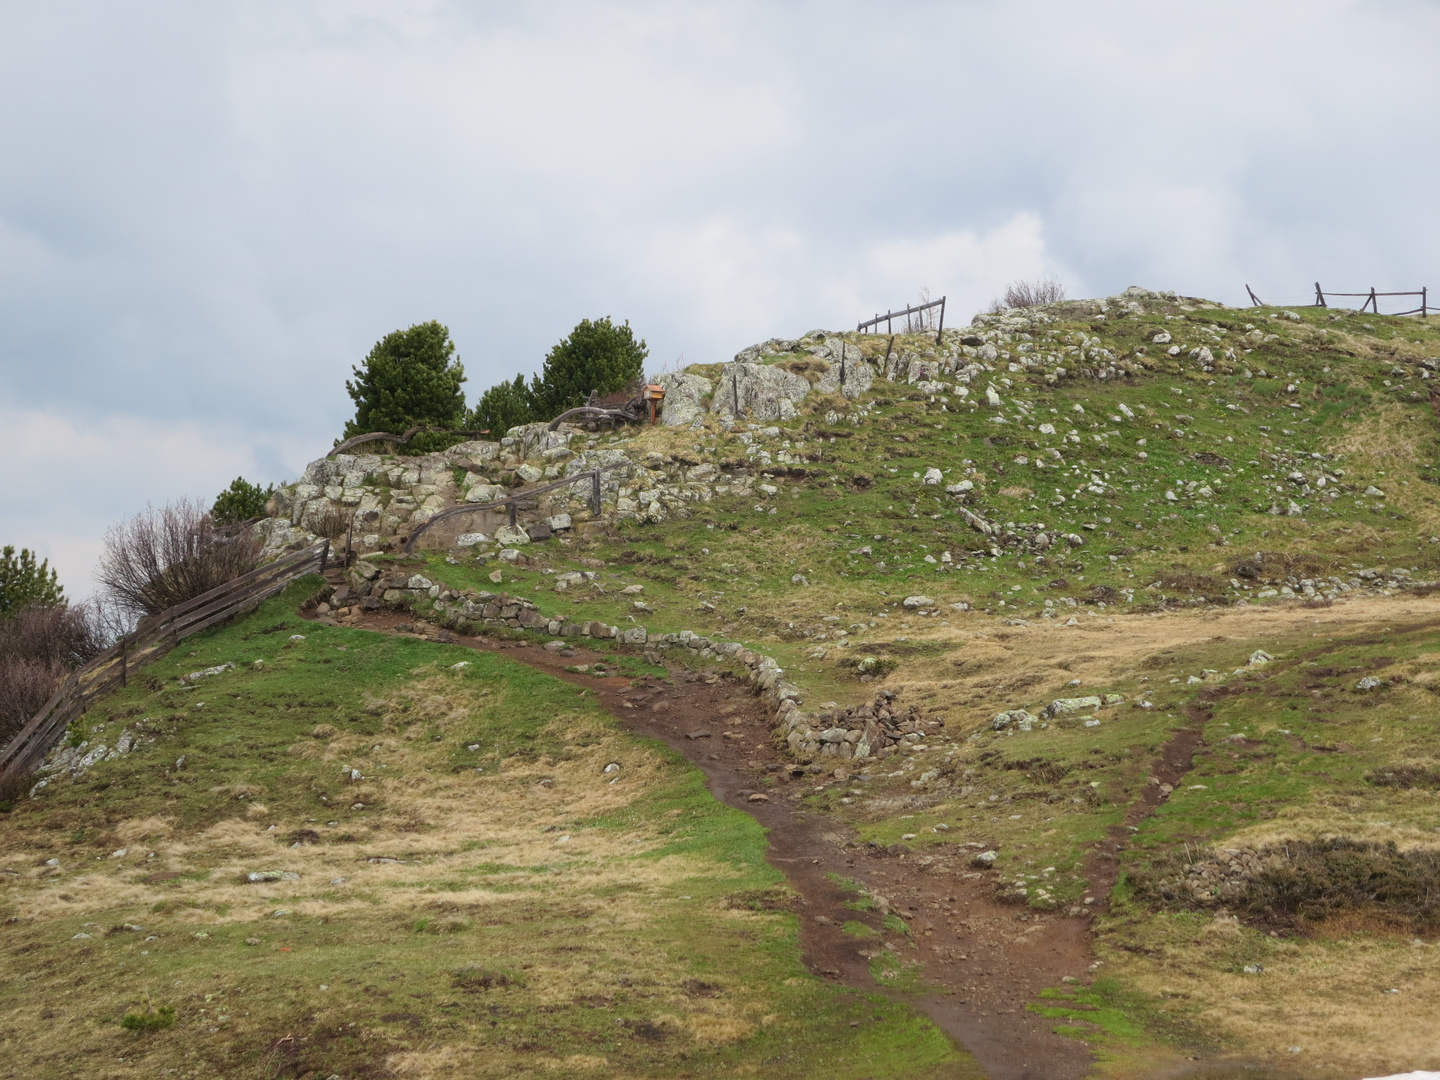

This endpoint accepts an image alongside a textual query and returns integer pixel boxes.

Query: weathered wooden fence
[1246,283,1429,317]
[0,540,332,783]
[857,296,947,343]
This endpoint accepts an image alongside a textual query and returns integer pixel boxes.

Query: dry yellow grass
[1111,931,1440,1075]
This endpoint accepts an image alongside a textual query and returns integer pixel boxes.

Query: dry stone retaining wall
[333,559,924,766]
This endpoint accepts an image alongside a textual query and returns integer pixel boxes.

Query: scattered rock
[181,662,235,684]
[1043,696,1103,718]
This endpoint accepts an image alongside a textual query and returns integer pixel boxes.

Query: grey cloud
[2,0,1438,592]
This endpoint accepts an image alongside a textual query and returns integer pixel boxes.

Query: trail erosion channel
[326,608,1223,1079]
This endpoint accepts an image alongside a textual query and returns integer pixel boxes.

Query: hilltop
[4,287,1440,1079]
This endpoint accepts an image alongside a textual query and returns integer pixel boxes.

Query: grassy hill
[5,289,1440,1078]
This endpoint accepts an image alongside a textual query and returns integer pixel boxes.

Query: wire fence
[0,540,331,783]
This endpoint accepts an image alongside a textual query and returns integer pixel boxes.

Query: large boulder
[709,362,811,422]
[657,372,713,426]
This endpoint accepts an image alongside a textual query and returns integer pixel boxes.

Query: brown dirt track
[346,608,1098,1080]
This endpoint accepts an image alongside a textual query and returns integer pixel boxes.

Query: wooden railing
[0,540,332,783]
[327,427,491,458]
[1246,283,1429,317]
[857,296,946,343]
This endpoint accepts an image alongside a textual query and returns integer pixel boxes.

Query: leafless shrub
[97,498,259,621]
[0,603,107,744]
[988,278,1067,313]
[0,657,65,745]
[0,602,106,668]
[305,505,354,542]
[0,761,34,806]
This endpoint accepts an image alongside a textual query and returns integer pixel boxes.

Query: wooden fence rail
[1246,283,1429,317]
[0,540,331,783]
[857,297,946,344]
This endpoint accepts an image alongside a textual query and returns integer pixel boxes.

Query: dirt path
[338,608,1097,1080]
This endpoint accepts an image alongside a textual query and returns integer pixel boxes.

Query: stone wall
[330,559,931,768]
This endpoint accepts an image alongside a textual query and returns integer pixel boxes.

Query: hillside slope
[0,582,970,1079]
[7,287,1440,1078]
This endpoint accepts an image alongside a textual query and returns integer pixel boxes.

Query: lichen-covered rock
[709,362,811,422]
[493,525,530,546]
[814,342,875,399]
[501,423,576,461]
[990,709,1036,731]
[1043,696,1102,718]
[657,372,713,426]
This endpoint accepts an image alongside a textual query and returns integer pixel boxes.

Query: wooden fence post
[935,296,946,345]
[591,470,602,517]
[508,503,517,528]
[1367,288,1378,313]
[1246,285,1263,307]
[319,538,330,574]
[1314,282,1326,307]
[1423,287,1428,319]
[120,638,127,688]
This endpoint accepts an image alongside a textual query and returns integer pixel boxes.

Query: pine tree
[0,546,63,617]
[343,321,467,452]
[469,374,535,435]
[527,317,647,421]
[211,477,274,527]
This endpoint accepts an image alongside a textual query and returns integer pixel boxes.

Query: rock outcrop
[656,372,713,426]
[709,362,812,422]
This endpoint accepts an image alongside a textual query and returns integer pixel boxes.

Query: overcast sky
[3,0,1439,597]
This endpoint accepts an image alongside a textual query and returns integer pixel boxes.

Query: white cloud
[861,216,1067,325]
[0,406,316,599]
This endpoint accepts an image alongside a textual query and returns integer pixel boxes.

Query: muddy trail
[338,608,1226,1080]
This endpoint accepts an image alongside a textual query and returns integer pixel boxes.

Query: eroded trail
[344,609,1096,1080]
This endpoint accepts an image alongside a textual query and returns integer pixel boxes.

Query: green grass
[0,581,975,1080]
